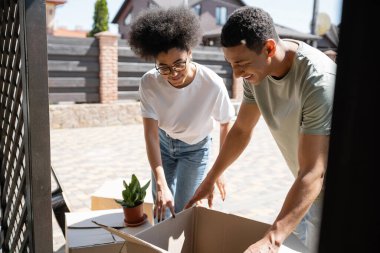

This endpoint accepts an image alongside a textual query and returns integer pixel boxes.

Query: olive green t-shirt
[243,40,336,177]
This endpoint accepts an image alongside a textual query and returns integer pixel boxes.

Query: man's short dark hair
[128,6,201,60]
[221,6,279,53]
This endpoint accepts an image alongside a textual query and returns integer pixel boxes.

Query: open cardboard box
[95,206,309,253]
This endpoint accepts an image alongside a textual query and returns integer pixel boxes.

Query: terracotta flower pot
[123,202,145,226]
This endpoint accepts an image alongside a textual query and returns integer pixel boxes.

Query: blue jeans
[293,192,324,253]
[152,129,211,220]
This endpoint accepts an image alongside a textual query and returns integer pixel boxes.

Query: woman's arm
[143,118,175,221]
[215,121,232,201]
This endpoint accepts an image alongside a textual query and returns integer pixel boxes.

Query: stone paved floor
[50,118,294,252]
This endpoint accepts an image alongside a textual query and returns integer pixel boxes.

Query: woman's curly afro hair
[128,6,201,60]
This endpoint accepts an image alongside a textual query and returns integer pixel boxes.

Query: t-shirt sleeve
[139,76,158,120]
[301,75,335,135]
[212,80,235,123]
[242,79,257,104]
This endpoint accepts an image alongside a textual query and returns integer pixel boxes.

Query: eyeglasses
[155,59,188,75]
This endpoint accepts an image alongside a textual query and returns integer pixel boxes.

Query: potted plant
[115,174,150,226]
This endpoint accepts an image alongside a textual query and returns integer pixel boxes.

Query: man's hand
[216,174,226,201]
[243,237,280,253]
[154,186,175,222]
[184,177,215,209]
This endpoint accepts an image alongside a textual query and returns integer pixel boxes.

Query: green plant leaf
[114,199,124,205]
[126,200,134,208]
[133,191,140,201]
[130,174,140,193]
[136,177,141,189]
[122,187,131,201]
[131,174,137,184]
[120,174,150,207]
[135,192,140,202]
[141,180,150,192]
[141,191,146,201]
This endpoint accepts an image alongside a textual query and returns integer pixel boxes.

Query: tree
[88,0,109,37]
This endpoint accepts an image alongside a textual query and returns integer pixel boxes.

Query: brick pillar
[232,76,244,100]
[95,31,119,103]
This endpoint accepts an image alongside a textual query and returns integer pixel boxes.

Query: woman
[128,6,235,222]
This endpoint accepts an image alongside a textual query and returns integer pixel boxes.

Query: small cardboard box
[97,206,309,253]
[90,177,154,224]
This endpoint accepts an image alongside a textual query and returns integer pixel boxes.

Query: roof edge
[112,0,130,24]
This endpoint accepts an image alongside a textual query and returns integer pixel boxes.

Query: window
[215,6,227,25]
[192,4,201,16]
[124,12,132,25]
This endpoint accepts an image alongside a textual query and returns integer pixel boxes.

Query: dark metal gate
[0,0,52,252]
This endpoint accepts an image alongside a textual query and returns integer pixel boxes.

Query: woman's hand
[154,185,175,222]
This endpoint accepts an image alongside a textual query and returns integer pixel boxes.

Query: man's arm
[142,118,175,220]
[245,134,329,252]
[185,102,261,208]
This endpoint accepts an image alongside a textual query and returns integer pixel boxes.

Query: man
[185,6,336,253]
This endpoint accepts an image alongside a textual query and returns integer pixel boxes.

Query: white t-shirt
[139,62,235,145]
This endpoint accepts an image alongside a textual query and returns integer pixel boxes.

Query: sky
[54,0,343,34]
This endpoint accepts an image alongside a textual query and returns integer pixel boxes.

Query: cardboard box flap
[194,207,269,253]
[92,221,164,252]
[193,207,308,253]
[135,207,195,253]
